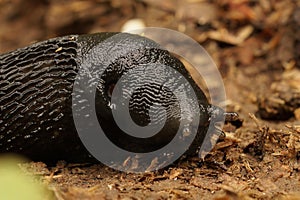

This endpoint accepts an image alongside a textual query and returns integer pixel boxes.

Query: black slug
[0,33,238,163]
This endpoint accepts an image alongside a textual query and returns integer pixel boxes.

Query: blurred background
[1,0,298,69]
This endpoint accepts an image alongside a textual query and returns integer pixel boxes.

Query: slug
[0,33,238,163]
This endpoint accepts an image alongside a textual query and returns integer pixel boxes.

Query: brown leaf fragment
[208,26,253,45]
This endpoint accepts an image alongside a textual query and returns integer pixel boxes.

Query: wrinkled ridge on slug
[0,35,88,161]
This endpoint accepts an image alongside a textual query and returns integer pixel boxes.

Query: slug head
[76,33,234,158]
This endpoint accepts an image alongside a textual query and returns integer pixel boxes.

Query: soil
[1,0,300,199]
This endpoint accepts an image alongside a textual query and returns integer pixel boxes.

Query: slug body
[0,33,231,162]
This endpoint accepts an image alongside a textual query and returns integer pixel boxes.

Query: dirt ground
[1,0,300,199]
